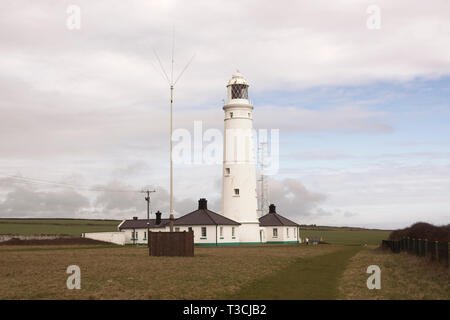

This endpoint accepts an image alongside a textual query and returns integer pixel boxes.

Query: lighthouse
[221,71,260,243]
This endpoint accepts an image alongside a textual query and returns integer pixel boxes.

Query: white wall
[121,225,241,245]
[83,232,125,245]
[262,226,298,243]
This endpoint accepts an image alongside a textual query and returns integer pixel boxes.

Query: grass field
[339,248,450,299]
[0,243,447,299]
[0,244,341,299]
[299,229,391,245]
[0,219,119,235]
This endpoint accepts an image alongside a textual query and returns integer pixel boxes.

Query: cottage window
[232,227,235,237]
[188,227,193,233]
[201,227,207,238]
[273,228,278,238]
[287,228,289,238]
[219,227,223,237]
[175,227,180,232]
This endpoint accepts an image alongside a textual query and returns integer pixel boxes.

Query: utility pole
[141,189,156,221]
[141,189,156,245]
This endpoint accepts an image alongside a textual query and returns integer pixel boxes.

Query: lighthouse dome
[227,71,249,87]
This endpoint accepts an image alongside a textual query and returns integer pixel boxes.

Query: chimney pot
[155,211,162,225]
[198,198,208,210]
[269,204,276,214]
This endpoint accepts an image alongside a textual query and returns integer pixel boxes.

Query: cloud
[255,105,393,133]
[0,184,90,218]
[0,1,449,229]
[265,178,327,220]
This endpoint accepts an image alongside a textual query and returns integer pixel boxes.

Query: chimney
[269,204,276,214]
[155,211,162,225]
[198,198,208,210]
[133,216,138,220]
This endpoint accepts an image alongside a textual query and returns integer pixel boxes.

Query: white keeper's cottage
[83,72,301,246]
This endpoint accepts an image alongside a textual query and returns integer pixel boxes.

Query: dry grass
[339,247,450,300]
[0,244,339,300]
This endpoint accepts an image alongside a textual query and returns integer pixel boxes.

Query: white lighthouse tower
[222,71,260,243]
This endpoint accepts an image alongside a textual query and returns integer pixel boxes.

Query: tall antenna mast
[257,142,269,216]
[153,30,195,232]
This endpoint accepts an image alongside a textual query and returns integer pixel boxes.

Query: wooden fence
[381,238,449,271]
[148,231,194,257]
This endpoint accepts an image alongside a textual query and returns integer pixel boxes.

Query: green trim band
[266,241,299,244]
[195,242,262,247]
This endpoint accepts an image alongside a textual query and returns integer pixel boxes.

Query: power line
[0,174,142,193]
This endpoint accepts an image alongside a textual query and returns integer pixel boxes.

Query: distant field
[0,219,392,245]
[0,219,120,236]
[299,229,391,245]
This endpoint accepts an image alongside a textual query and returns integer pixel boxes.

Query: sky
[0,0,449,229]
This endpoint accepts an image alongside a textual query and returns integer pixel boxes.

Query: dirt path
[228,245,362,299]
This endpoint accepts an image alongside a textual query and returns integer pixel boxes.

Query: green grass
[0,219,120,236]
[299,229,391,245]
[228,245,362,299]
[339,248,450,299]
[0,244,341,299]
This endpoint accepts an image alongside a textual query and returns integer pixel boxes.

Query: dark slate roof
[259,213,299,227]
[119,218,171,230]
[173,198,240,226]
[174,209,240,226]
[119,199,240,229]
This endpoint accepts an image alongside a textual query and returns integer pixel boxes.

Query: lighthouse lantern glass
[231,84,248,99]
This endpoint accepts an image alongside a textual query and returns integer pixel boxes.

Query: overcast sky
[0,0,449,229]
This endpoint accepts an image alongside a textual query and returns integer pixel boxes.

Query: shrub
[389,222,450,242]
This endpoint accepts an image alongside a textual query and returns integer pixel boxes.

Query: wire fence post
[447,242,449,271]
[435,241,439,262]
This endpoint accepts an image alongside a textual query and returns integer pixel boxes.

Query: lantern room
[226,71,250,103]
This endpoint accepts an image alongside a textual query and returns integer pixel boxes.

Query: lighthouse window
[225,168,230,175]
[231,84,248,99]
[234,188,240,196]
[230,112,233,118]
